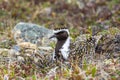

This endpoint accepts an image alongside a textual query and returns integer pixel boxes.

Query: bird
[49,28,70,61]
[49,28,98,64]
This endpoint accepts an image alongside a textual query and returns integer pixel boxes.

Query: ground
[0,0,120,80]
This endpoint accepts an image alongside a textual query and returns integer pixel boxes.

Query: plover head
[50,29,70,60]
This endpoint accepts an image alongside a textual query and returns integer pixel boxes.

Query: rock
[11,22,54,63]
[12,45,21,52]
[12,22,54,46]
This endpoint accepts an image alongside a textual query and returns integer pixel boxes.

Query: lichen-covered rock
[11,22,54,64]
[12,22,54,46]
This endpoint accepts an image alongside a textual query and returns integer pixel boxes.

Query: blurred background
[0,0,120,37]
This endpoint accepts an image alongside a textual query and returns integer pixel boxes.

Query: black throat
[54,30,69,58]
[55,39,67,54]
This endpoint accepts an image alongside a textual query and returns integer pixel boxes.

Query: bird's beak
[49,34,56,39]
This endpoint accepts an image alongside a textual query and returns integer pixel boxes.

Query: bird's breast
[60,37,70,60]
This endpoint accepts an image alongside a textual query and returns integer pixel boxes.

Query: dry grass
[0,0,120,79]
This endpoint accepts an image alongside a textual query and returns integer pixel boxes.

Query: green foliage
[70,27,79,41]
[87,26,93,36]
[111,76,117,80]
[42,2,51,8]
[91,67,97,77]
[116,70,120,76]
[49,42,55,48]
[98,27,120,35]
[54,75,59,80]
[83,60,88,70]
[108,27,120,35]
[32,75,36,80]
[108,0,120,9]
[0,10,7,16]
[83,60,97,77]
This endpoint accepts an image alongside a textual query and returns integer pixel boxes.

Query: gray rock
[11,22,55,62]
[12,22,54,46]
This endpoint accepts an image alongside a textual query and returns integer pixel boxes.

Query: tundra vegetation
[0,0,120,80]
